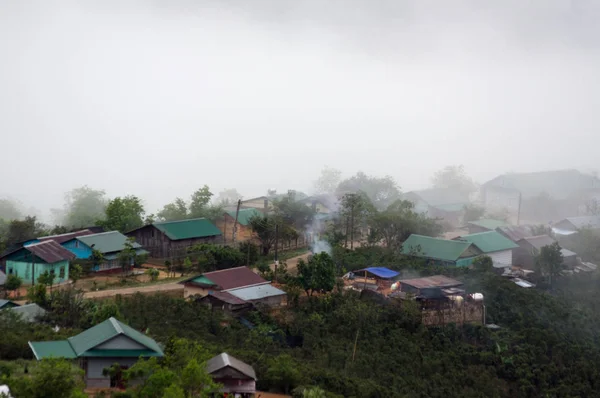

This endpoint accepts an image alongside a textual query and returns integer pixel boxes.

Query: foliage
[0,199,22,221]
[4,216,47,247]
[189,185,223,221]
[336,171,401,210]
[472,255,494,273]
[187,244,245,272]
[248,214,280,255]
[238,241,260,265]
[296,253,336,296]
[46,287,94,329]
[338,192,376,248]
[313,166,342,194]
[157,198,188,222]
[37,270,56,287]
[60,186,107,228]
[4,275,22,295]
[145,267,160,282]
[560,227,600,263]
[273,192,315,230]
[182,257,193,275]
[463,204,485,223]
[431,164,477,194]
[530,224,554,237]
[215,188,243,206]
[535,242,564,286]
[266,354,303,394]
[27,284,47,306]
[118,237,140,276]
[3,358,85,398]
[69,264,83,285]
[99,195,145,233]
[92,301,122,325]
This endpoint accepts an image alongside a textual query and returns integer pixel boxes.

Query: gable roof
[190,266,267,291]
[402,234,475,262]
[22,241,76,263]
[496,225,535,242]
[467,219,509,230]
[153,218,222,240]
[455,231,518,253]
[9,303,46,322]
[225,208,262,226]
[38,229,94,245]
[399,275,463,290]
[354,267,400,279]
[75,231,142,254]
[29,317,163,360]
[482,169,600,200]
[0,299,19,309]
[227,284,287,301]
[206,353,257,380]
[404,188,470,207]
[556,216,600,230]
[519,235,557,250]
[204,291,249,306]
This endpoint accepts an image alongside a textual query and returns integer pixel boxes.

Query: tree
[70,264,83,286]
[339,192,376,249]
[6,358,85,398]
[0,198,21,221]
[266,354,303,395]
[215,188,243,206]
[189,185,214,218]
[61,186,107,228]
[296,252,336,296]
[157,198,189,222]
[180,359,220,397]
[463,204,485,223]
[273,192,316,230]
[4,275,22,298]
[473,255,494,273]
[118,237,139,277]
[46,287,93,329]
[37,270,56,290]
[4,216,47,247]
[99,195,145,233]
[336,172,400,210]
[313,166,342,194]
[92,302,122,325]
[182,257,193,275]
[535,242,564,286]
[145,267,160,282]
[27,284,47,306]
[162,384,186,398]
[249,214,279,255]
[431,165,477,195]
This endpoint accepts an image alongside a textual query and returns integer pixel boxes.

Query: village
[1,168,600,396]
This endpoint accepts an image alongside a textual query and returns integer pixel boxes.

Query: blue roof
[354,267,399,279]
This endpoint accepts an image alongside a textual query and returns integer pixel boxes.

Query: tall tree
[336,172,400,210]
[463,204,485,223]
[296,252,336,296]
[535,242,564,287]
[313,166,342,194]
[273,192,315,230]
[0,198,21,221]
[61,186,107,228]
[99,196,145,233]
[249,214,279,255]
[215,188,243,206]
[4,216,47,247]
[339,192,375,249]
[431,165,477,194]
[157,198,188,222]
[189,185,222,220]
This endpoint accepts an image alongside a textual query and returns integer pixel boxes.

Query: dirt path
[83,282,183,299]
[273,252,311,276]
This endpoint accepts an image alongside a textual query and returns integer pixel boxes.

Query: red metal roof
[25,241,76,263]
[202,266,267,291]
[207,291,249,305]
[38,229,94,245]
[399,275,463,290]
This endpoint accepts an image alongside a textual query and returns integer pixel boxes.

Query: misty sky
[1,0,600,220]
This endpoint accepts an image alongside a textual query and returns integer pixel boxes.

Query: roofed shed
[206,353,256,397]
[402,234,481,267]
[454,231,518,268]
[181,266,268,298]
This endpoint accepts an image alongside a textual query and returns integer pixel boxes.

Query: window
[8,268,12,275]
[59,267,65,278]
[75,241,79,248]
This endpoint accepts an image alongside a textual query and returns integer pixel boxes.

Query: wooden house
[453,231,518,269]
[29,317,163,389]
[515,235,578,270]
[401,234,482,267]
[180,266,268,298]
[206,353,256,397]
[126,218,222,259]
[214,208,261,244]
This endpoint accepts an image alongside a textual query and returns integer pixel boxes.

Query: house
[349,267,400,292]
[393,275,484,326]
[515,235,578,270]
[1,240,74,285]
[226,284,287,308]
[181,266,268,298]
[206,353,257,397]
[62,231,148,273]
[466,219,509,234]
[8,303,47,322]
[496,225,535,242]
[126,218,222,259]
[404,188,470,226]
[453,231,518,269]
[224,196,271,213]
[197,291,253,313]
[29,317,164,388]
[0,299,19,310]
[214,208,261,243]
[24,229,95,247]
[297,195,337,215]
[481,170,600,222]
[553,216,600,233]
[402,234,482,267]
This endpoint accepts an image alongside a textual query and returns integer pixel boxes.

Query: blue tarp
[354,267,399,279]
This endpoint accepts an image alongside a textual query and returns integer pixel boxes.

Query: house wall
[85,357,139,388]
[214,214,256,244]
[127,226,221,259]
[183,284,212,298]
[250,294,287,308]
[5,259,69,285]
[514,242,536,270]
[488,250,513,267]
[62,239,93,259]
[95,335,147,350]
[468,225,491,234]
[242,197,269,211]
[421,301,484,326]
[482,186,520,214]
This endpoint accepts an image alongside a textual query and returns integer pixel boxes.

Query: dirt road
[83,282,183,299]
[272,252,311,275]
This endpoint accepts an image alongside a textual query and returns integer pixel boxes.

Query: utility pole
[232,199,241,244]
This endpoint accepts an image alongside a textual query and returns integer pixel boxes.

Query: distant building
[453,231,518,269]
[465,219,509,234]
[214,208,261,243]
[349,267,400,293]
[0,240,75,285]
[8,303,46,322]
[553,216,600,234]
[127,218,222,259]
[402,234,482,267]
[62,231,148,273]
[514,235,578,270]
[181,266,268,298]
[206,353,257,397]
[496,225,535,242]
[404,188,470,226]
[0,299,19,310]
[29,317,163,389]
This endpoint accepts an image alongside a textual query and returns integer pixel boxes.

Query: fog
[1,0,600,219]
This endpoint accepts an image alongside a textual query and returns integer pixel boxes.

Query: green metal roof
[187,275,217,286]
[402,234,474,262]
[0,299,19,309]
[456,231,519,253]
[30,317,163,359]
[154,218,222,240]
[226,208,262,226]
[104,248,149,260]
[29,341,77,359]
[76,231,142,254]
[467,219,509,230]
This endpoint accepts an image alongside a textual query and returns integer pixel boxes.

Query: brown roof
[206,291,249,305]
[25,241,76,263]
[399,275,463,290]
[520,235,556,250]
[203,266,268,291]
[38,229,94,245]
[496,225,534,242]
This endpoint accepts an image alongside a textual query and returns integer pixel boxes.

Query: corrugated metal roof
[29,340,77,359]
[521,235,556,250]
[227,284,286,301]
[402,234,474,262]
[560,216,600,230]
[497,225,534,242]
[354,267,399,279]
[25,241,75,263]
[399,275,463,290]
[38,229,94,244]
[76,231,142,254]
[456,231,518,253]
[468,219,509,230]
[0,299,19,309]
[201,266,267,291]
[206,353,257,380]
[153,218,222,240]
[9,303,46,322]
[226,208,262,226]
[207,291,249,305]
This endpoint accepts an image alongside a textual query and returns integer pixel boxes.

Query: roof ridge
[25,240,56,247]
[204,266,248,275]
[109,317,123,334]
[81,231,119,237]
[154,217,208,225]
